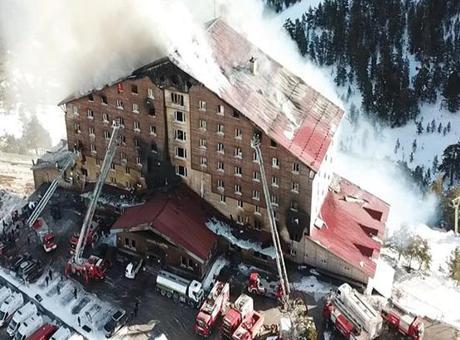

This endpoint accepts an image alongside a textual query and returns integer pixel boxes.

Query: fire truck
[324,283,383,339]
[232,310,264,340]
[381,306,424,340]
[194,281,230,336]
[221,294,254,338]
[247,272,283,300]
[65,123,120,283]
[31,218,57,253]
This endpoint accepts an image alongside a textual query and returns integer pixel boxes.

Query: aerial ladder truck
[64,123,120,283]
[250,134,317,340]
[26,153,75,252]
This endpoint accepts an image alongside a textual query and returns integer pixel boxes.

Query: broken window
[171,92,184,106]
[149,106,156,116]
[101,95,108,105]
[232,109,240,118]
[88,94,94,102]
[174,111,185,122]
[131,84,138,94]
[270,139,277,148]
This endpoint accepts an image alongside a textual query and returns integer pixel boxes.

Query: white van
[14,313,44,340]
[0,292,23,327]
[7,302,37,336]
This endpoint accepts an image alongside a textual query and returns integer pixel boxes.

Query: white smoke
[0,0,340,145]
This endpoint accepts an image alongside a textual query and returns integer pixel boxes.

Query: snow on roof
[205,217,276,259]
[170,18,344,171]
[311,175,389,278]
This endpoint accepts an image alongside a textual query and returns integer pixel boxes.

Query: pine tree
[438,123,443,134]
[443,70,460,112]
[449,247,460,284]
[432,155,439,175]
[412,139,417,153]
[439,143,460,186]
[447,121,451,133]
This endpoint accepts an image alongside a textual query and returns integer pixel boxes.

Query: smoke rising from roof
[0,0,341,144]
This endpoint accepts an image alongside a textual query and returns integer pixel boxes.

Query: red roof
[111,187,217,261]
[169,19,344,171]
[310,176,389,277]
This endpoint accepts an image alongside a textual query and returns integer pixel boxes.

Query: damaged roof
[311,175,389,277]
[169,18,344,171]
[111,186,217,262]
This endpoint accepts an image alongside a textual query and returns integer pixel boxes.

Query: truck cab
[232,310,264,340]
[27,323,58,340]
[0,292,24,326]
[7,302,37,336]
[222,295,254,338]
[42,232,57,252]
[14,313,43,340]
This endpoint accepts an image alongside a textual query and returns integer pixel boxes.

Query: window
[252,171,260,181]
[151,142,158,152]
[74,123,81,134]
[234,128,242,139]
[252,190,260,200]
[217,179,224,189]
[72,106,79,115]
[220,195,226,203]
[271,195,279,206]
[217,105,224,115]
[101,95,108,105]
[132,103,139,113]
[237,200,243,208]
[217,124,224,134]
[174,111,185,122]
[120,152,127,162]
[176,165,187,177]
[88,127,95,136]
[270,139,277,147]
[217,143,224,153]
[199,119,207,130]
[171,92,184,106]
[104,130,111,140]
[200,156,207,167]
[116,116,125,127]
[217,161,224,172]
[136,156,142,165]
[87,109,94,119]
[199,100,206,110]
[309,170,315,179]
[291,182,299,193]
[102,113,109,123]
[90,144,96,153]
[234,184,241,195]
[147,88,154,99]
[124,238,129,247]
[134,138,140,147]
[149,125,157,135]
[290,200,299,211]
[110,176,117,184]
[175,130,186,141]
[254,219,262,230]
[116,99,124,109]
[131,84,138,94]
[234,147,243,158]
[237,215,244,224]
[272,176,279,187]
[233,109,240,118]
[117,83,124,93]
[272,157,280,168]
[255,205,260,214]
[234,166,242,176]
[199,138,207,149]
[149,107,156,116]
[125,166,130,174]
[133,121,140,131]
[252,151,259,162]
[292,162,300,173]
[120,135,126,145]
[131,239,136,249]
[96,158,101,166]
[110,162,116,170]
[88,94,94,102]
[175,147,187,159]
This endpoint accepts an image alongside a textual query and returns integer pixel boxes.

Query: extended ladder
[27,154,76,227]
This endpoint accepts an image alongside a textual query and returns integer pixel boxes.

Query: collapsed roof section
[312,175,389,277]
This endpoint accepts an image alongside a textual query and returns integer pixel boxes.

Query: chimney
[249,57,258,75]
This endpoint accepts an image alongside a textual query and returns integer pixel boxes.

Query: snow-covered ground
[0,152,34,197]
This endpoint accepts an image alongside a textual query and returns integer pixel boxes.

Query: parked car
[125,259,143,279]
[103,310,127,338]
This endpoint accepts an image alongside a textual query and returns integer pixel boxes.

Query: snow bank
[393,273,460,329]
[206,218,276,259]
